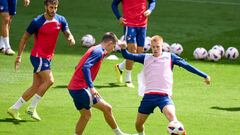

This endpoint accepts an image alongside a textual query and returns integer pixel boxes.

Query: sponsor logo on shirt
[56,23,61,29]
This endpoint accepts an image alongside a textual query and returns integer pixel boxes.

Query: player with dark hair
[68,32,129,135]
[7,0,75,121]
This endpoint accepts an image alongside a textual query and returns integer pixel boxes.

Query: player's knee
[46,78,54,86]
[49,79,54,86]
[104,103,113,114]
[2,16,11,24]
[137,48,144,53]
[127,45,137,53]
[81,112,92,121]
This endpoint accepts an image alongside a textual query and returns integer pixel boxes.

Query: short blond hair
[151,35,163,43]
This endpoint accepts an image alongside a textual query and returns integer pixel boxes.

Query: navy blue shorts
[30,56,51,73]
[123,26,146,47]
[0,0,17,15]
[68,89,99,110]
[138,94,174,114]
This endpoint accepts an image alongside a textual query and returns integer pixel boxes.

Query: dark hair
[44,0,59,6]
[101,32,118,44]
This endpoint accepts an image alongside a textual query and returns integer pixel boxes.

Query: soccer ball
[212,45,225,57]
[170,43,183,55]
[225,47,239,60]
[193,47,208,60]
[167,121,185,135]
[162,42,171,52]
[81,34,95,47]
[144,36,151,52]
[207,49,221,61]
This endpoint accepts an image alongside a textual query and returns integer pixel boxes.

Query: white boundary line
[168,0,240,6]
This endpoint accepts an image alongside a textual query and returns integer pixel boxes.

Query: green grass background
[0,0,240,134]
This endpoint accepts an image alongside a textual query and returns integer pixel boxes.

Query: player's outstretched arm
[15,32,31,71]
[172,53,209,79]
[63,30,75,46]
[120,44,145,64]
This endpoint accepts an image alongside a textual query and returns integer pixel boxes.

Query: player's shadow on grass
[94,83,125,89]
[53,83,124,89]
[52,85,68,89]
[0,118,35,124]
[211,106,240,112]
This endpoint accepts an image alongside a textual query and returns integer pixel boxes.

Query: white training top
[138,52,173,96]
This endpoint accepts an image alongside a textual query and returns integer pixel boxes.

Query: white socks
[0,36,4,49]
[29,94,42,109]
[11,94,42,110]
[113,127,124,135]
[138,132,145,135]
[125,70,132,82]
[118,60,133,83]
[118,60,125,71]
[11,97,26,110]
[2,36,11,49]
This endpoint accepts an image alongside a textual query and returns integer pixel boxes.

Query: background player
[112,0,156,88]
[0,0,30,55]
[7,0,75,121]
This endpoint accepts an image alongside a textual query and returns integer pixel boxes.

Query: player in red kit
[112,0,156,88]
[7,0,75,121]
[68,32,129,135]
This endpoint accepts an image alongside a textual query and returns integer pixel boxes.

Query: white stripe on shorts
[85,88,93,106]
[124,26,128,41]
[36,58,42,73]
